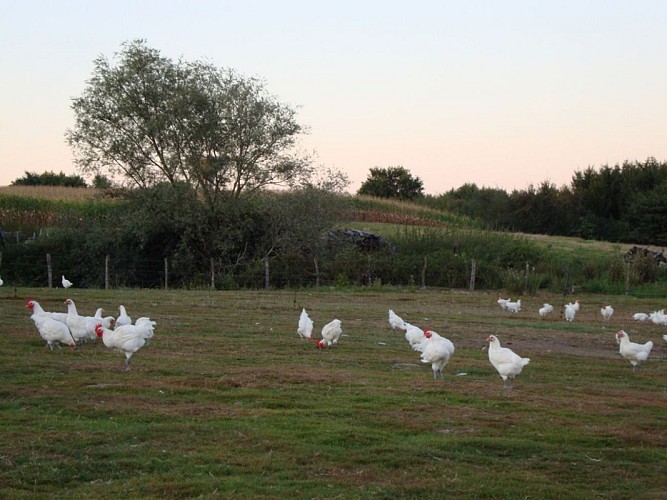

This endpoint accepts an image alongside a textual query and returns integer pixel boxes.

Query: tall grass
[0,185,100,201]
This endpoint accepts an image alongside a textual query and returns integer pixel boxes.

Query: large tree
[357,166,424,200]
[66,39,313,206]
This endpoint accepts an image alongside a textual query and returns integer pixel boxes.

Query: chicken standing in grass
[388,309,407,331]
[26,299,68,324]
[61,275,73,289]
[497,296,511,310]
[93,308,115,330]
[297,308,314,340]
[64,298,94,342]
[96,319,156,371]
[316,319,342,349]
[404,323,426,347]
[538,303,554,318]
[115,305,132,328]
[615,330,653,372]
[486,335,530,388]
[649,310,667,325]
[505,299,521,313]
[564,302,578,322]
[418,329,455,380]
[27,300,75,350]
[600,305,614,323]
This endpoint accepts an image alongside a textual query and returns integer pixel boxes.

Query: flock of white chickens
[297,308,343,349]
[390,308,529,387]
[20,275,665,379]
[496,296,662,374]
[385,297,664,386]
[27,298,156,371]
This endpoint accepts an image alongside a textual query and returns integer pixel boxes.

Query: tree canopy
[357,166,424,200]
[11,171,87,187]
[66,39,316,206]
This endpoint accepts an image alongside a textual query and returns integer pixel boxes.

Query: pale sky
[1,1,666,194]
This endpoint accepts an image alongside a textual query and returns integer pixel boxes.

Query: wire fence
[0,249,491,292]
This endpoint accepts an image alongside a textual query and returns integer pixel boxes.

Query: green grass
[1,287,666,498]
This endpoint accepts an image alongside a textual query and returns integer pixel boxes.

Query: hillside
[1,187,664,295]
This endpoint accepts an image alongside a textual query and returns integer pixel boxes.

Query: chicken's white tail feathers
[521,358,530,366]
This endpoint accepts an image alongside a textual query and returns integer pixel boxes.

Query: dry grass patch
[0,185,100,201]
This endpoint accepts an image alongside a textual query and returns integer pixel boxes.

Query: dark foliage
[357,166,424,200]
[428,158,667,245]
[11,170,88,187]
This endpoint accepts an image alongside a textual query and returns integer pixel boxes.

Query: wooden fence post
[46,253,52,288]
[164,258,168,290]
[469,259,476,292]
[313,257,320,287]
[264,256,270,289]
[105,255,110,290]
[421,256,427,289]
[367,255,372,286]
[210,258,215,289]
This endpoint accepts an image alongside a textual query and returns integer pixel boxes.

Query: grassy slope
[1,287,665,497]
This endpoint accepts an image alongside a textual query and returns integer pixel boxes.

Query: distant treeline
[424,158,667,245]
[11,171,112,189]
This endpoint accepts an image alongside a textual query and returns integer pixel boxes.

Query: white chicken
[404,323,426,347]
[663,334,667,342]
[28,301,76,350]
[632,313,649,321]
[26,299,68,323]
[505,299,521,313]
[615,330,653,372]
[316,319,342,349]
[538,303,554,318]
[600,305,614,322]
[418,329,455,380]
[486,335,530,388]
[564,302,578,322]
[573,300,580,312]
[412,328,447,352]
[64,298,95,342]
[649,310,667,325]
[297,308,314,340]
[388,309,407,331]
[0,276,3,286]
[115,305,132,328]
[497,296,511,310]
[61,275,73,289]
[93,308,115,330]
[31,314,76,350]
[95,320,156,371]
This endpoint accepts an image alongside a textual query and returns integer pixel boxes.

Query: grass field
[1,286,666,498]
[0,186,100,201]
